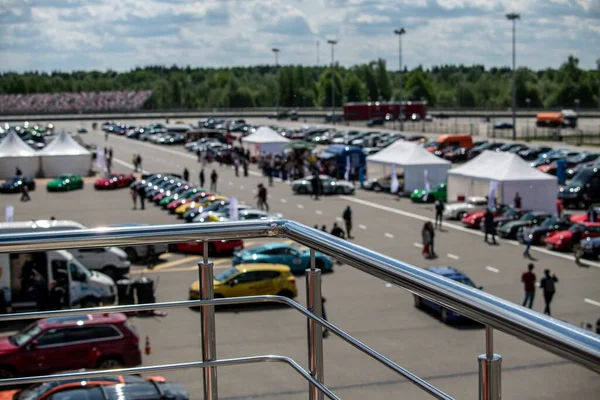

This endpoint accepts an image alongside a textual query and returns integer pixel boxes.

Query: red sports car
[176,239,244,255]
[167,192,215,212]
[569,208,600,223]
[462,206,509,229]
[153,185,191,202]
[94,173,136,189]
[542,222,600,250]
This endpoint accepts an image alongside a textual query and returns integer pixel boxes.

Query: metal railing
[0,220,599,400]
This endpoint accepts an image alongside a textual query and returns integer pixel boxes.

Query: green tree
[375,59,391,100]
[344,70,366,102]
[317,69,343,108]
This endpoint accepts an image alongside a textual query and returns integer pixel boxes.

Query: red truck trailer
[343,101,427,121]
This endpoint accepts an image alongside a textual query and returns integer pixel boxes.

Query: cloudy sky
[1,0,599,72]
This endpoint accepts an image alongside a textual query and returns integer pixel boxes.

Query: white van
[0,220,131,280]
[0,250,116,313]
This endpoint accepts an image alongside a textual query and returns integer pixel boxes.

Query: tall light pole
[596,58,600,109]
[394,28,406,131]
[272,48,280,116]
[506,13,520,141]
[327,40,338,125]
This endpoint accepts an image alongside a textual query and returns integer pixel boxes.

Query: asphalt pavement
[0,123,599,399]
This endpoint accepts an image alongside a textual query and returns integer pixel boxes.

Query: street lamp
[272,48,280,116]
[394,28,406,131]
[327,40,338,125]
[506,12,520,141]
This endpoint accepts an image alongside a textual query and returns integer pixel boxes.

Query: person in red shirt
[521,263,536,309]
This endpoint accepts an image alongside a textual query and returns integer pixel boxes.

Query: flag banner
[390,164,399,193]
[4,205,14,222]
[344,156,351,181]
[488,181,498,210]
[424,169,430,197]
[229,197,239,221]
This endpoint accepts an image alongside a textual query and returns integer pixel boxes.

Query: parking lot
[0,121,599,399]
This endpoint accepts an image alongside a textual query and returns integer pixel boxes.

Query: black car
[496,212,552,239]
[517,217,572,245]
[467,142,505,159]
[494,122,514,130]
[558,167,600,209]
[0,176,36,193]
[367,118,385,127]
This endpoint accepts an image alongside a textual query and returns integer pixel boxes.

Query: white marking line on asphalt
[336,217,343,222]
[339,195,600,269]
[316,210,323,215]
[584,298,600,307]
[447,253,460,260]
[384,233,394,239]
[112,158,149,174]
[297,204,305,209]
[385,283,393,288]
[413,242,423,248]
[485,266,500,273]
[359,224,367,230]
[280,198,287,203]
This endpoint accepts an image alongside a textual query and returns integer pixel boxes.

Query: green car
[47,174,84,192]
[410,183,447,203]
[159,187,210,207]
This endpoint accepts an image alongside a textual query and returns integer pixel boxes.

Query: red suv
[0,313,141,379]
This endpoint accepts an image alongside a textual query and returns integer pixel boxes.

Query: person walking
[108,147,113,160]
[331,222,345,238]
[556,198,564,218]
[199,169,205,188]
[197,148,201,162]
[421,223,432,259]
[256,184,269,211]
[587,205,597,223]
[132,154,137,172]
[234,158,240,177]
[427,222,436,258]
[514,192,522,209]
[137,184,146,210]
[343,206,353,239]
[20,184,31,202]
[243,159,249,177]
[105,131,108,141]
[540,269,558,316]
[571,225,582,265]
[521,263,536,309]
[321,296,329,338]
[521,223,534,258]
[321,225,327,232]
[483,208,496,244]
[136,154,142,171]
[268,158,274,187]
[183,168,189,182]
[210,169,218,192]
[130,186,138,210]
[434,199,445,229]
[48,280,66,310]
[311,174,320,200]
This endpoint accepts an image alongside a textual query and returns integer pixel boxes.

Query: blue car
[232,242,333,273]
[414,267,483,323]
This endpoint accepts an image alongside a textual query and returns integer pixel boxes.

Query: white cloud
[0,0,598,71]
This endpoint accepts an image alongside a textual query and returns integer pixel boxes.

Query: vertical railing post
[306,249,324,400]
[199,240,218,400]
[478,326,501,400]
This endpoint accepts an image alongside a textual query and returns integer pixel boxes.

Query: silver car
[443,196,489,220]
[216,209,283,222]
[291,175,355,195]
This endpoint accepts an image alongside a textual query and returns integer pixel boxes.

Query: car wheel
[413,295,422,309]
[440,308,450,323]
[373,183,382,192]
[0,366,17,379]
[82,298,100,309]
[457,212,467,220]
[335,187,344,195]
[124,247,138,261]
[425,194,433,203]
[297,186,307,195]
[101,266,118,281]
[97,357,124,369]
[277,290,295,299]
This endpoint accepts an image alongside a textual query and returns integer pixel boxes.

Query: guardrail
[0,220,598,400]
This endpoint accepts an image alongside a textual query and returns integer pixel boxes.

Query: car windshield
[502,209,518,217]
[569,168,596,188]
[569,224,586,232]
[58,175,71,180]
[520,213,535,221]
[540,218,558,228]
[454,277,476,288]
[215,268,239,282]
[10,322,42,346]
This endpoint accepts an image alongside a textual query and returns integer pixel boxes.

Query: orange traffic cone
[144,336,152,355]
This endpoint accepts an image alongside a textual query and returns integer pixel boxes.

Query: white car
[213,210,283,223]
[443,196,489,220]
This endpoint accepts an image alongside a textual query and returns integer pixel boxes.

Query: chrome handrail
[0,220,598,400]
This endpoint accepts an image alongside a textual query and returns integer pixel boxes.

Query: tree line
[0,56,597,110]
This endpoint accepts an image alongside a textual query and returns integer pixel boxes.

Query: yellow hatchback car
[189,264,298,300]
[175,195,228,215]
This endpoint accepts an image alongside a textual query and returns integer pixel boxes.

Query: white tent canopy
[0,131,38,179]
[242,126,290,156]
[39,131,92,177]
[367,140,451,193]
[447,150,558,213]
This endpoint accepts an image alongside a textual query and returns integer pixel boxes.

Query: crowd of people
[0,90,152,114]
